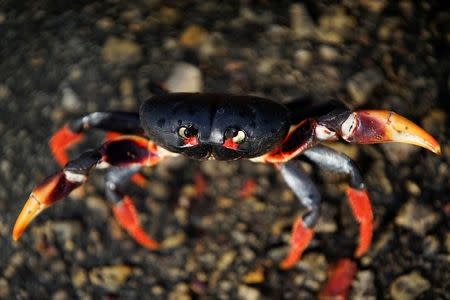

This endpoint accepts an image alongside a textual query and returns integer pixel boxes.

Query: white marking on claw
[64,170,87,183]
[341,113,358,140]
[96,161,110,169]
[315,125,337,141]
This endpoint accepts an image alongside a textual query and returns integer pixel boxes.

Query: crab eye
[178,125,198,139]
[225,128,246,144]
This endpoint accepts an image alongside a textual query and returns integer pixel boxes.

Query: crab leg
[303,145,373,257]
[50,111,143,166]
[318,110,441,154]
[13,136,168,249]
[278,161,321,269]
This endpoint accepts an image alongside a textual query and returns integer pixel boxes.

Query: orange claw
[346,111,441,154]
[346,188,373,257]
[13,172,80,241]
[280,217,314,269]
[112,196,160,250]
[49,125,84,166]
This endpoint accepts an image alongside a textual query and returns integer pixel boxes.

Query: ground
[0,1,449,299]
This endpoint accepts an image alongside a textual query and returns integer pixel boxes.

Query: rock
[319,45,340,62]
[89,265,133,292]
[168,283,191,300]
[347,69,384,105]
[395,201,440,235]
[161,232,186,249]
[295,49,313,67]
[404,180,421,197]
[52,289,69,300]
[238,285,261,300]
[290,4,315,38]
[445,232,450,254]
[102,37,142,65]
[360,0,387,13]
[180,25,209,48]
[71,267,88,288]
[350,270,376,300]
[317,6,357,44]
[96,17,114,30]
[61,86,81,112]
[242,266,264,284]
[165,62,203,93]
[0,84,11,99]
[0,278,9,298]
[381,143,420,164]
[51,221,82,242]
[389,271,430,300]
[295,253,328,291]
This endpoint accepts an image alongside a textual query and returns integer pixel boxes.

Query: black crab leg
[13,136,171,249]
[50,111,144,166]
[278,161,321,269]
[303,145,373,258]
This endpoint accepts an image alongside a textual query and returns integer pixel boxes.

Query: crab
[13,92,441,269]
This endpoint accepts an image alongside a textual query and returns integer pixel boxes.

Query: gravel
[0,0,448,298]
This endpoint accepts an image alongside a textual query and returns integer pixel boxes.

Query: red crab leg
[50,125,85,166]
[13,136,168,248]
[347,188,373,257]
[280,217,314,269]
[339,110,441,154]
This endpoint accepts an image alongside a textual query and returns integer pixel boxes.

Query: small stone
[161,232,186,249]
[389,271,430,300]
[72,268,88,288]
[0,12,5,24]
[61,86,81,112]
[238,285,261,300]
[96,17,114,30]
[319,45,340,62]
[89,265,133,292]
[290,4,315,38]
[347,69,384,105]
[165,63,203,93]
[445,232,450,253]
[360,0,387,13]
[0,278,9,298]
[168,283,191,300]
[180,25,209,48]
[86,196,109,220]
[243,266,265,284]
[102,37,142,65]
[381,143,420,164]
[295,49,313,67]
[52,289,69,300]
[422,235,439,255]
[395,201,440,235]
[317,6,356,44]
[404,180,421,197]
[350,271,376,300]
[0,84,11,99]
[295,253,328,291]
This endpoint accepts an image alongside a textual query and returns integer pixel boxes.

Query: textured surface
[0,1,448,299]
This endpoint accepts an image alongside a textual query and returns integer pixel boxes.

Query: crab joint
[342,111,441,154]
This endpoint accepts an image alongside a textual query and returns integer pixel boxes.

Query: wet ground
[0,1,449,299]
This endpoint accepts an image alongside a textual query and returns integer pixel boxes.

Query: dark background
[0,1,448,299]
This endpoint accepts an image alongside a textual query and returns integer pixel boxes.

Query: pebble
[389,271,430,300]
[86,196,109,220]
[101,37,142,65]
[168,283,191,300]
[165,62,203,93]
[0,278,9,298]
[295,253,328,291]
[319,45,340,62]
[395,200,440,235]
[161,232,186,249]
[295,49,313,67]
[347,69,384,105]
[317,6,356,44]
[290,3,315,38]
[71,267,88,288]
[96,17,114,31]
[381,143,420,164]
[0,84,11,99]
[61,86,81,112]
[242,266,265,284]
[179,25,209,48]
[360,0,387,13]
[89,265,133,292]
[238,285,261,300]
[51,221,82,242]
[350,270,376,300]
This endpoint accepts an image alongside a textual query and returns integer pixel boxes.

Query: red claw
[112,196,160,250]
[319,258,357,300]
[346,188,373,257]
[280,217,314,269]
[49,125,84,166]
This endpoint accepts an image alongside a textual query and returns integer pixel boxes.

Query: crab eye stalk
[178,125,199,146]
[224,128,246,150]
